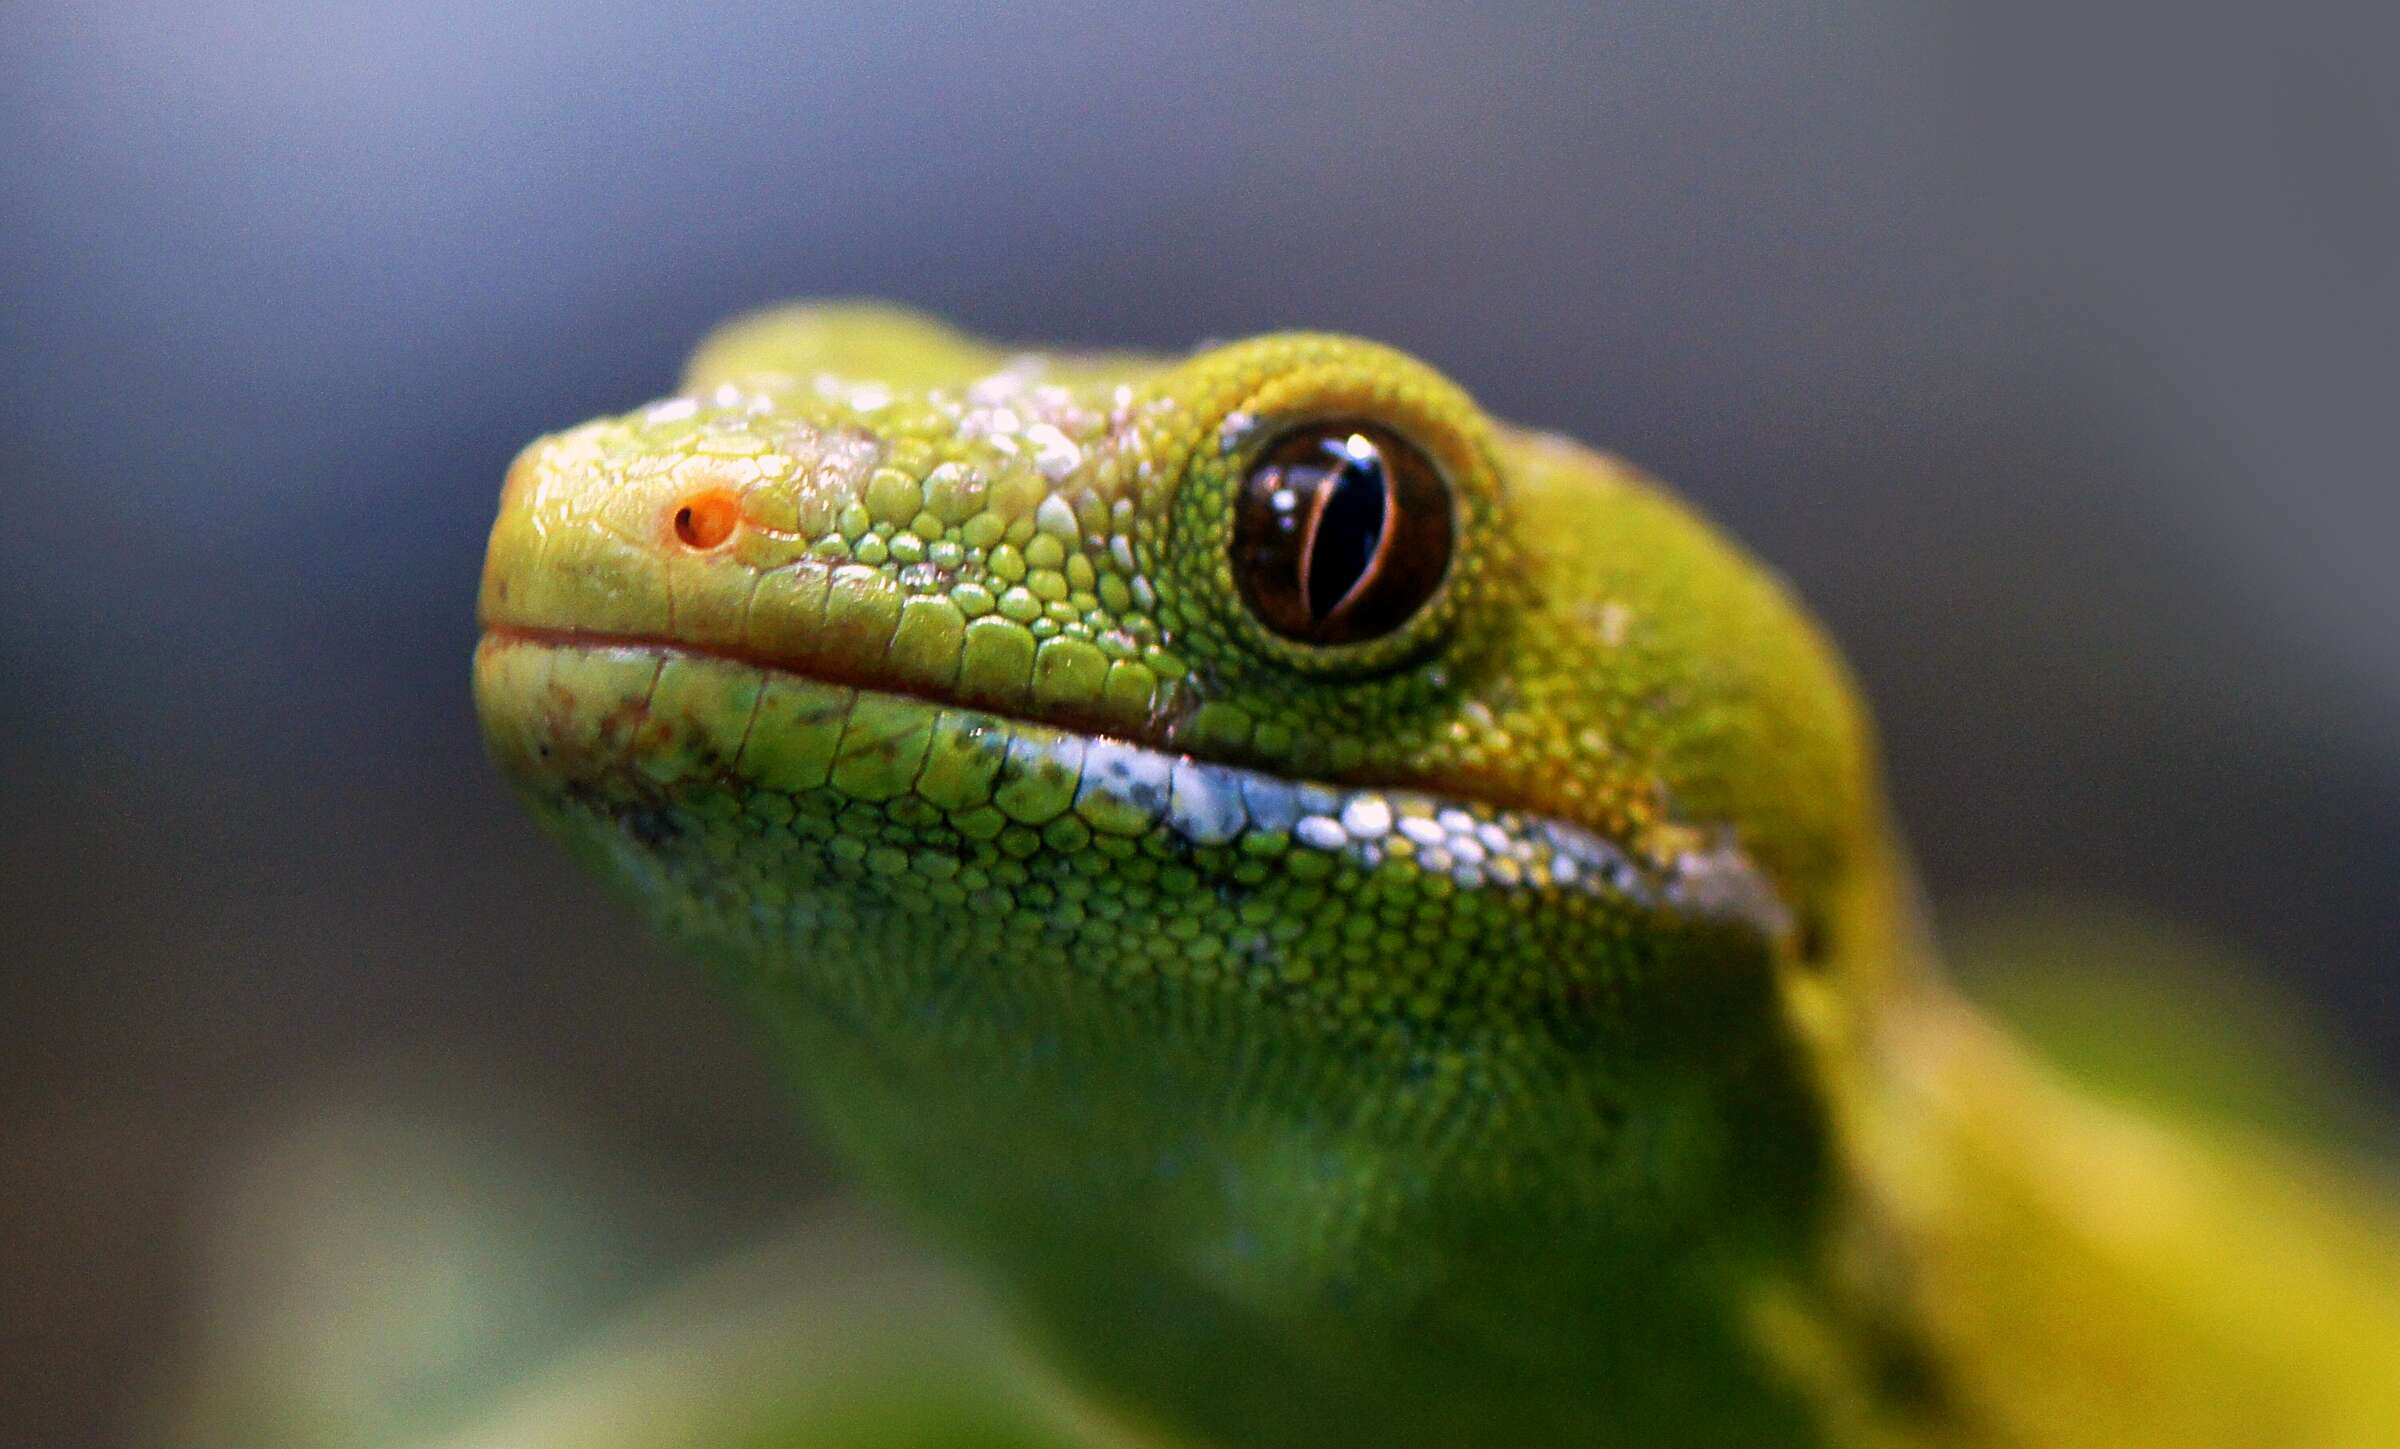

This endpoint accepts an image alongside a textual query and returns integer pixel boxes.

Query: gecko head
[473,308,1899,1434]
[476,301,1888,997]
[475,303,1899,1065]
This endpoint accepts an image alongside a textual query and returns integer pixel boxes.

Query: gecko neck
[1816,951,2400,1449]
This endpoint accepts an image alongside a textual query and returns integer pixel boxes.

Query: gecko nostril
[671,489,741,550]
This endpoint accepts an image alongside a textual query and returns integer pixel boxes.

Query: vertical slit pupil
[1307,438,1387,619]
[1233,419,1451,646]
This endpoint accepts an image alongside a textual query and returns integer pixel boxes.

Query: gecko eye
[1231,421,1453,645]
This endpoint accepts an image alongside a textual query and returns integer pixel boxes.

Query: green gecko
[472,304,2400,1448]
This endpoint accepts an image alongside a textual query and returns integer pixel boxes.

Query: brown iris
[1231,421,1453,645]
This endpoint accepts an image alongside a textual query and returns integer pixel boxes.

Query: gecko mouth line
[477,625,1793,943]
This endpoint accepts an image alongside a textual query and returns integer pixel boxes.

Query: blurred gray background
[5,1,2395,1442]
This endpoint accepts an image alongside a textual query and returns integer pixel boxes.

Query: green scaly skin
[472,305,2400,1447]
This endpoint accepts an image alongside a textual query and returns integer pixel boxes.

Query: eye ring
[1230,420,1454,646]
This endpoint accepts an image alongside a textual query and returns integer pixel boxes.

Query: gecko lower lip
[480,621,1157,748]
[475,625,1792,943]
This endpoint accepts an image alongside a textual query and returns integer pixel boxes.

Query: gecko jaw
[476,628,1792,944]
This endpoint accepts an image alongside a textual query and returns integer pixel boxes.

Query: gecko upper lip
[476,625,1796,946]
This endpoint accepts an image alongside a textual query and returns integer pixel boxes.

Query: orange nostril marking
[671,489,742,550]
